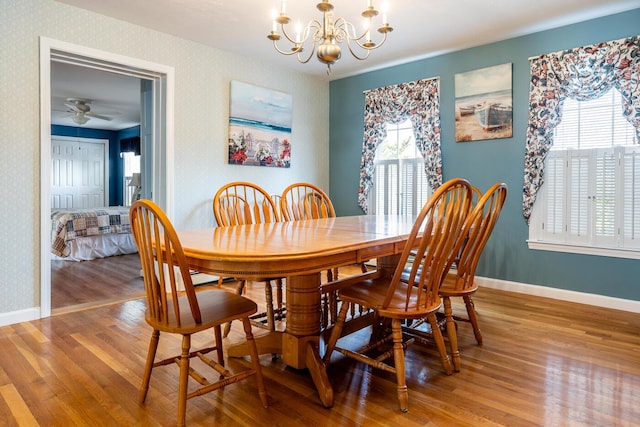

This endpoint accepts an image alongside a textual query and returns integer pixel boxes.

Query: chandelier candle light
[268,0,392,74]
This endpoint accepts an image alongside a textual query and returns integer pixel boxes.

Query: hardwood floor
[2,267,639,426]
[51,254,145,312]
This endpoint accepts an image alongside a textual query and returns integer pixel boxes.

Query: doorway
[40,37,175,318]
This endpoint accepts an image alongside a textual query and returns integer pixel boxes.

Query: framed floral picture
[454,63,512,142]
[228,80,292,167]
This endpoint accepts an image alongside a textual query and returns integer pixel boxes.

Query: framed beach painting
[228,80,292,167]
[454,63,512,142]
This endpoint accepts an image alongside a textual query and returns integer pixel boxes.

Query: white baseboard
[0,307,41,327]
[477,276,640,314]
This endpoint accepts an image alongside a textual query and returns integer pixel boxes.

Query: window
[123,151,140,177]
[368,120,431,215]
[122,151,140,206]
[529,89,640,258]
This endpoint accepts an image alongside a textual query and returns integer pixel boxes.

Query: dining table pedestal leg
[283,273,334,407]
[305,340,333,407]
[228,272,334,407]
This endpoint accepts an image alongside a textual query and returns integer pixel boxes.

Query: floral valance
[522,35,640,222]
[358,77,441,213]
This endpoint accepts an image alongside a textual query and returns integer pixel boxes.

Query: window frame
[528,92,640,260]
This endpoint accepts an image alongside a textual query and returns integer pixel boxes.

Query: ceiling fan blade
[85,112,113,121]
[64,103,81,112]
[66,98,91,112]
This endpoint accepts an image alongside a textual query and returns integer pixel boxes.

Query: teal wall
[329,9,640,301]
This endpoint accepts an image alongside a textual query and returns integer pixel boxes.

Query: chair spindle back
[213,182,280,226]
[130,199,201,327]
[447,182,508,290]
[385,178,473,313]
[280,183,336,220]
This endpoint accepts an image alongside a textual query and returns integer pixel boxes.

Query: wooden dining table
[177,215,417,408]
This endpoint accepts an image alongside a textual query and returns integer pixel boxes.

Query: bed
[51,207,138,261]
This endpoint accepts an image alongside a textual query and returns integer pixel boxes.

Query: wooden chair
[402,183,506,372]
[280,182,368,328]
[439,182,507,368]
[213,182,284,337]
[280,182,341,281]
[322,178,473,412]
[280,182,336,222]
[130,199,267,427]
[449,185,483,266]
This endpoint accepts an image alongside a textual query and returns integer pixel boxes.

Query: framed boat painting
[454,63,512,142]
[228,80,292,167]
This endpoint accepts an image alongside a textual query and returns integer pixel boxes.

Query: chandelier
[267,1,393,74]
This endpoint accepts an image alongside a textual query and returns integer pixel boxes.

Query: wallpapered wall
[0,0,329,317]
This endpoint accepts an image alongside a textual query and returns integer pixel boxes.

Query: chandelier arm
[331,19,347,44]
[296,38,318,64]
[335,18,368,43]
[361,31,389,51]
[342,30,387,60]
[344,38,372,61]
[307,20,324,44]
[341,19,390,51]
[293,21,321,64]
[271,40,305,56]
[280,19,321,46]
[296,49,316,64]
[278,25,299,45]
[272,19,322,62]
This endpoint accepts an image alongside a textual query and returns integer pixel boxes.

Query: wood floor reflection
[51,253,144,313]
[2,265,639,426]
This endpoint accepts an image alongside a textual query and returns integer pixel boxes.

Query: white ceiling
[51,0,640,130]
[51,61,142,131]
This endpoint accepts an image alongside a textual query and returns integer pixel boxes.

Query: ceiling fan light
[73,113,89,125]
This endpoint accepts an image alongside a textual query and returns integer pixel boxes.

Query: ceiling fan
[64,98,114,125]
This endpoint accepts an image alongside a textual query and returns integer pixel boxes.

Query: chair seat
[146,289,258,334]
[400,263,478,296]
[339,276,440,320]
[438,272,478,296]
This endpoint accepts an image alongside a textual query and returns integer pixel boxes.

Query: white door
[51,136,108,208]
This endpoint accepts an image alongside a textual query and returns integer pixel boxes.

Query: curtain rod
[363,76,439,94]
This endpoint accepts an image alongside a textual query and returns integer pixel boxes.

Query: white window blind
[529,89,640,258]
[622,147,640,246]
